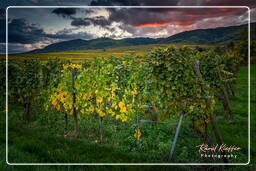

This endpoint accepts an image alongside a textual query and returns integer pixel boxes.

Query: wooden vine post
[63,107,68,136]
[193,60,228,163]
[228,80,235,97]
[168,105,185,161]
[98,98,104,144]
[135,97,141,145]
[23,102,31,123]
[99,116,103,143]
[71,70,78,137]
[216,66,233,119]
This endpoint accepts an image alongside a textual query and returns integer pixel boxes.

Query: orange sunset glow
[135,20,195,28]
[135,22,169,28]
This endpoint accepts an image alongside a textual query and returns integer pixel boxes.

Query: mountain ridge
[27,23,256,54]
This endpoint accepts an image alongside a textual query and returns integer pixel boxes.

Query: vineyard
[0,44,253,166]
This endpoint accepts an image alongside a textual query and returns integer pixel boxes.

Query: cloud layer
[0,0,255,53]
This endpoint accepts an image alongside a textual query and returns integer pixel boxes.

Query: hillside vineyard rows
[1,45,245,163]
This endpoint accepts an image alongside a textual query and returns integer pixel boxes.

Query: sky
[0,0,256,53]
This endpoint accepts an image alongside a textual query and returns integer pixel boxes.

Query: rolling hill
[27,22,255,54]
[28,37,158,54]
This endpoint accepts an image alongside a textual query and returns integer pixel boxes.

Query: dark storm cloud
[2,18,93,44]
[71,16,111,27]
[90,0,138,6]
[90,0,256,7]
[52,8,77,18]
[202,0,256,7]
[2,17,94,53]
[7,18,46,44]
[49,4,252,41]
[0,8,5,44]
[51,1,255,30]
[0,18,48,44]
[0,0,90,7]
[90,0,179,6]
[51,8,111,28]
[0,8,4,19]
[106,7,247,28]
[88,0,254,28]
[47,31,94,40]
[108,8,173,26]
[93,16,111,26]
[71,18,91,27]
[0,19,5,42]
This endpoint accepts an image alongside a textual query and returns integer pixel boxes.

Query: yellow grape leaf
[115,115,120,120]
[107,97,111,102]
[110,110,115,116]
[111,103,116,108]
[51,99,57,106]
[120,106,127,113]
[118,101,127,113]
[80,109,85,114]
[137,104,143,109]
[89,104,94,112]
[96,97,103,103]
[134,128,142,140]
[118,101,125,108]
[205,119,210,124]
[211,99,216,105]
[55,104,60,111]
[96,108,105,117]
[45,104,49,111]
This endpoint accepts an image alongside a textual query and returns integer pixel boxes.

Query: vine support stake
[193,60,228,163]
[216,66,233,119]
[168,110,184,161]
[23,102,30,123]
[72,70,78,137]
[99,116,103,144]
[135,97,141,145]
[63,108,68,136]
[207,98,228,163]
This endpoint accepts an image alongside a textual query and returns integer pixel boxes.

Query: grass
[0,64,255,170]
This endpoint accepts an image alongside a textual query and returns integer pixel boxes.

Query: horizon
[1,0,256,53]
[2,21,252,55]
[10,21,252,55]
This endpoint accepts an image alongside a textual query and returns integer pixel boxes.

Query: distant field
[1,44,211,61]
